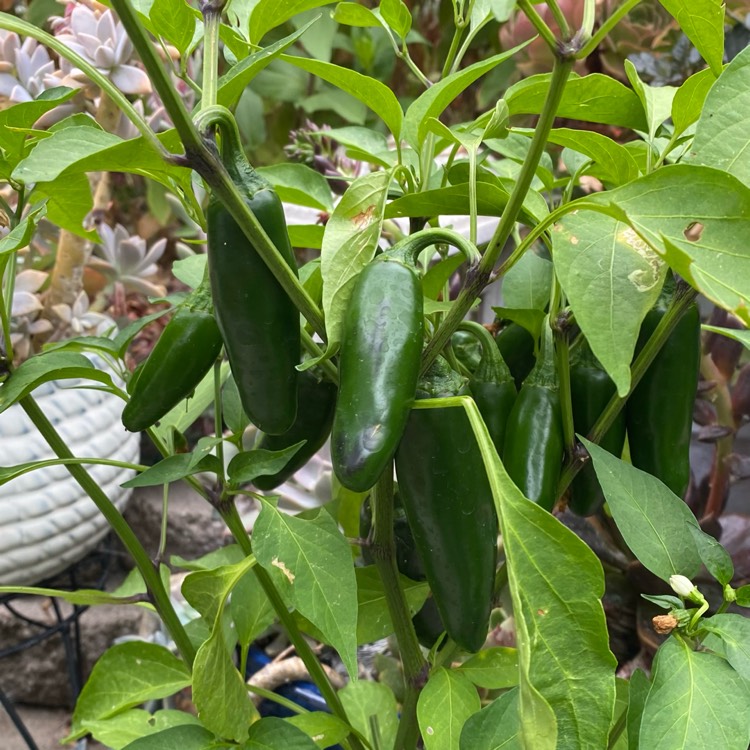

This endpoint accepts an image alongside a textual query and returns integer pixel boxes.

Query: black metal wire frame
[0,536,114,750]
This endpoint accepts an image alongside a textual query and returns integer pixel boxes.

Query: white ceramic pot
[0,373,139,585]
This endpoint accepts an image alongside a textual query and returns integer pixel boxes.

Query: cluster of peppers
[122,107,701,655]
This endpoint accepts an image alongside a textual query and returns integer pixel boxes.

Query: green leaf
[172,254,206,289]
[610,679,629,750]
[81,709,201,750]
[540,128,640,186]
[217,22,314,108]
[701,325,750,350]
[506,73,648,131]
[250,0,335,44]
[689,45,750,188]
[257,163,333,211]
[672,68,716,137]
[227,443,305,484]
[462,398,617,749]
[0,584,142,607]
[380,0,411,38]
[459,688,520,750]
[332,2,381,27]
[70,642,191,739]
[624,60,677,141]
[0,202,47,255]
[403,44,528,150]
[286,712,351,749]
[150,0,196,55]
[321,169,393,356]
[0,352,113,415]
[736,584,750,607]
[423,254,465,300]
[355,565,429,645]
[640,636,750,749]
[121,453,219,489]
[626,670,649,750]
[245,717,320,749]
[171,545,245,571]
[192,624,253,741]
[571,164,750,329]
[339,681,399,750]
[253,502,359,676]
[553,209,665,396]
[457,647,519,689]
[324,126,394,166]
[121,725,216,750]
[582,439,702,581]
[501,250,553,311]
[417,668,480,750]
[702,614,750,681]
[688,525,734,586]
[231,567,275,647]
[658,0,725,76]
[34,171,97,240]
[284,56,403,138]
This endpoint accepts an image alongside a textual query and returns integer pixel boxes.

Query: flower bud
[669,575,697,599]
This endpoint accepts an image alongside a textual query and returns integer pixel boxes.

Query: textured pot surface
[0,376,139,585]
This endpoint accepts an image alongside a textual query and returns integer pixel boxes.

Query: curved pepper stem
[525,315,558,390]
[457,320,513,385]
[385,227,481,268]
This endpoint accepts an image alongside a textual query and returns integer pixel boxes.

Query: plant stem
[19,395,196,666]
[555,323,576,457]
[577,0,644,59]
[200,1,222,111]
[213,358,226,481]
[517,0,559,51]
[219,501,365,750]
[556,284,699,497]
[420,56,574,373]
[372,469,427,750]
[545,0,571,38]
[301,328,339,385]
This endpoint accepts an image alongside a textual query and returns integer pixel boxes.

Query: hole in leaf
[684,222,704,242]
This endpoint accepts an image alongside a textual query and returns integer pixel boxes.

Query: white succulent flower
[89,223,167,297]
[51,290,113,336]
[52,4,151,95]
[0,31,57,104]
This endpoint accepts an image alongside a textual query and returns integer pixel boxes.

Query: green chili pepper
[627,296,700,498]
[122,276,223,433]
[569,341,626,516]
[252,369,337,490]
[451,330,482,374]
[459,321,517,455]
[496,322,536,390]
[502,322,564,511]
[395,357,497,653]
[360,496,445,649]
[331,229,480,493]
[204,112,300,435]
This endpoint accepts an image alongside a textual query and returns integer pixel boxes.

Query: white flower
[51,290,112,335]
[669,575,697,599]
[52,4,151,95]
[0,31,57,104]
[89,223,167,297]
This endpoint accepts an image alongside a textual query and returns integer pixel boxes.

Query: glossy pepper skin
[122,279,223,433]
[459,321,517,455]
[496,322,536,390]
[451,330,482,373]
[360,497,445,649]
[503,325,564,511]
[331,255,423,492]
[395,358,498,653]
[569,344,627,515]
[252,370,337,490]
[207,142,299,435]
[627,300,700,498]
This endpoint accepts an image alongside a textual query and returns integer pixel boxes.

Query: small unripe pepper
[252,369,337,490]
[502,323,564,511]
[496,322,536,390]
[395,357,498,653]
[458,321,517,455]
[122,275,223,433]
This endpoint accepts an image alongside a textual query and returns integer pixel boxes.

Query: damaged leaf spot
[272,557,295,583]
[537,608,548,616]
[352,205,375,229]
[619,227,664,292]
[684,222,704,242]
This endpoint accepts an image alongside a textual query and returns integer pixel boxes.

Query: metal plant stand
[0,539,113,750]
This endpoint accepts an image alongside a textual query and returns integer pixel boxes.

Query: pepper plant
[1,1,750,749]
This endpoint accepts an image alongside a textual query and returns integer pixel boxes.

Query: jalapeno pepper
[122,276,223,433]
[496,322,536,390]
[458,321,517,455]
[502,323,564,511]
[395,357,497,653]
[252,369,337,490]
[203,111,300,435]
[627,296,700,498]
[569,341,626,516]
